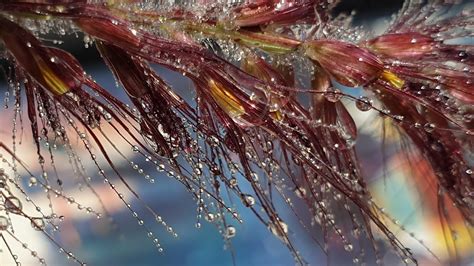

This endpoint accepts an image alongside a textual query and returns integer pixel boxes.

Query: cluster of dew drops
[0,1,473,265]
[0,43,247,265]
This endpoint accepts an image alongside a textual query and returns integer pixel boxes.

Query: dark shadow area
[333,0,405,24]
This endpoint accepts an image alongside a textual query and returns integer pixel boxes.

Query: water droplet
[355,96,372,111]
[5,196,22,214]
[268,220,288,243]
[344,243,353,252]
[31,218,45,230]
[0,216,9,230]
[294,187,306,198]
[424,123,435,133]
[104,113,112,122]
[243,194,255,207]
[250,172,259,182]
[156,164,165,172]
[194,167,202,176]
[250,92,257,101]
[225,226,236,238]
[28,176,37,187]
[325,89,342,103]
[205,213,215,222]
[458,51,467,59]
[229,178,237,187]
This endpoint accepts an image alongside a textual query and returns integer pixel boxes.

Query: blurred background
[1,0,473,265]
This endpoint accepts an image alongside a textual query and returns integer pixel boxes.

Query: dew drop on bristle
[356,96,372,111]
[268,220,289,243]
[423,123,435,133]
[243,194,256,207]
[225,226,236,238]
[0,216,9,230]
[294,187,306,198]
[28,176,38,187]
[31,218,46,230]
[5,196,22,214]
[324,89,342,103]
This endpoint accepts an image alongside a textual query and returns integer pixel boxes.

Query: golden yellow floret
[208,79,245,118]
[381,70,405,89]
[36,56,70,95]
